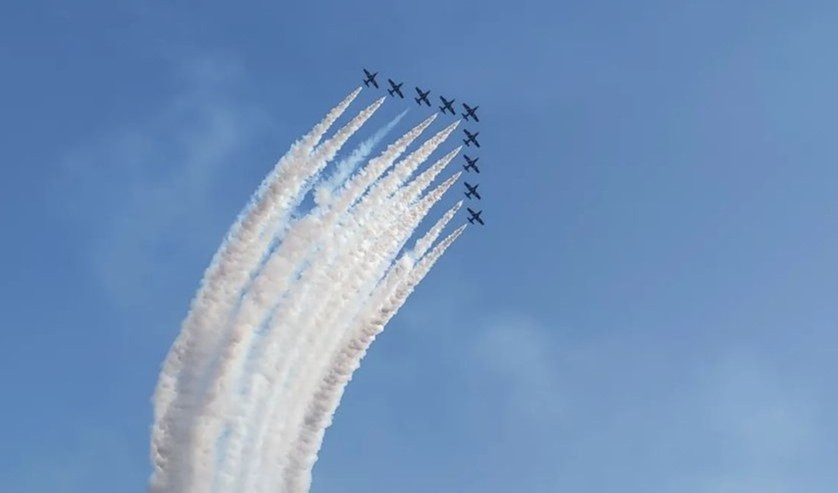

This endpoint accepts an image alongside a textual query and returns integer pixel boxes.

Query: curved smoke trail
[281,224,466,492]
[150,89,466,493]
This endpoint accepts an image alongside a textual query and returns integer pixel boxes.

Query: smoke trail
[412,198,463,257]
[150,88,362,493]
[281,224,467,492]
[180,98,388,493]
[253,174,463,489]
[152,93,381,493]
[329,114,438,215]
[241,150,461,493]
[150,91,467,493]
[363,121,460,203]
[206,115,448,492]
[153,88,360,420]
[314,109,408,206]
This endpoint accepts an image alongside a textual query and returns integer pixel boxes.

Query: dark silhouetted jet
[462,103,480,122]
[414,87,431,106]
[387,79,404,98]
[363,69,379,88]
[467,207,485,225]
[439,96,455,115]
[463,129,480,148]
[463,154,480,173]
[464,182,481,200]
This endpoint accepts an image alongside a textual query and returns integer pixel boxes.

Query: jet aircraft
[462,103,480,122]
[439,96,455,115]
[414,87,431,106]
[463,155,480,173]
[362,69,379,88]
[463,129,481,148]
[387,79,404,98]
[464,182,482,200]
[467,207,485,225]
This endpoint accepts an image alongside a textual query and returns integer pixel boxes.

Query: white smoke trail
[150,88,361,493]
[412,198,463,257]
[361,121,460,204]
[181,98,387,493]
[150,93,467,493]
[314,109,408,206]
[328,114,438,215]
[241,149,460,493]
[151,93,382,493]
[253,175,463,491]
[281,224,467,492]
[212,115,443,492]
[153,88,360,420]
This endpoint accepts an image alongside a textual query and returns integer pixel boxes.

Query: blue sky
[2,1,838,491]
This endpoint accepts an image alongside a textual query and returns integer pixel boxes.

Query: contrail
[149,90,468,493]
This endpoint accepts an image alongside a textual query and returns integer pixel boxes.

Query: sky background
[2,1,838,492]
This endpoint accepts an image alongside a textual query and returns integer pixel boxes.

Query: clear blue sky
[2,1,837,492]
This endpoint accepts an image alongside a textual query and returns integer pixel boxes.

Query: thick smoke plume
[149,88,466,493]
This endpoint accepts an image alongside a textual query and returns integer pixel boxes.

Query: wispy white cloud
[51,55,276,321]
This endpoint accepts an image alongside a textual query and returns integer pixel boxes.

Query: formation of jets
[362,68,486,226]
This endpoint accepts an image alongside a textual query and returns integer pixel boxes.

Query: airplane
[467,207,485,226]
[414,87,431,106]
[462,103,480,122]
[439,96,455,115]
[362,69,379,88]
[463,129,481,148]
[387,79,404,98]
[464,181,482,200]
[463,154,480,173]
